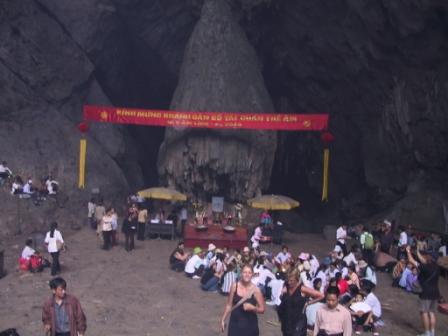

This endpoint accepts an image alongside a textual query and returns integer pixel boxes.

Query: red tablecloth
[184,225,248,249]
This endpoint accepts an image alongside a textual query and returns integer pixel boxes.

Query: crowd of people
[12,196,447,335]
[167,218,447,336]
[0,160,59,204]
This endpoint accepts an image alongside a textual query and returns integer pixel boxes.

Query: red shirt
[337,279,349,294]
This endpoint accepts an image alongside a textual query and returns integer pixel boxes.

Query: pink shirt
[314,304,352,336]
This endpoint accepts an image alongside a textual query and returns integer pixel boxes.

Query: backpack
[363,232,374,250]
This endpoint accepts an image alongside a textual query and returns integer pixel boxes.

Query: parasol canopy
[137,187,187,201]
[247,194,300,210]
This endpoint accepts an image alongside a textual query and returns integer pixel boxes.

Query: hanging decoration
[78,122,89,189]
[321,131,335,202]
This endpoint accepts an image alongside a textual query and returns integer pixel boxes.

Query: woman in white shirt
[21,238,36,260]
[44,222,64,276]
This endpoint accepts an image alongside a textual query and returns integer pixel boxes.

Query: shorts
[420,299,437,313]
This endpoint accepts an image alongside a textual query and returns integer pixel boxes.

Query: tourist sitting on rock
[0,161,12,185]
[392,257,406,287]
[398,263,413,289]
[169,241,189,272]
[220,260,238,295]
[185,246,205,279]
[204,243,216,269]
[10,176,23,195]
[19,238,36,270]
[361,281,382,335]
[201,249,226,292]
[274,245,292,266]
[405,266,421,294]
[348,264,361,288]
[241,246,254,265]
[45,175,59,195]
[358,260,377,286]
[22,178,35,194]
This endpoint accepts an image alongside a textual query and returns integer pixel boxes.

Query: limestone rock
[157,0,277,201]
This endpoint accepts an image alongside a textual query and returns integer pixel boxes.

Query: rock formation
[157,0,277,201]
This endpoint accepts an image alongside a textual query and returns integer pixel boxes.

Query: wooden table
[147,220,175,240]
[184,225,248,249]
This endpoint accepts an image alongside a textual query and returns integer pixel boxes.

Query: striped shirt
[221,271,237,294]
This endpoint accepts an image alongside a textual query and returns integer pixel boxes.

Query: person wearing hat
[406,246,440,336]
[204,243,216,269]
[185,247,204,279]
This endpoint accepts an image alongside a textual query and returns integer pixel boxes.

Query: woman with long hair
[44,221,64,276]
[277,271,324,336]
[221,264,265,335]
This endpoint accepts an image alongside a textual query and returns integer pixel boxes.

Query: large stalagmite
[157,0,277,201]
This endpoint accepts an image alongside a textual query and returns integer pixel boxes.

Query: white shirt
[21,246,35,259]
[185,254,203,274]
[399,231,408,246]
[251,226,262,248]
[47,180,58,194]
[275,251,291,264]
[310,256,320,277]
[364,267,377,285]
[23,183,33,194]
[0,164,12,175]
[11,182,22,194]
[102,215,113,231]
[343,253,357,267]
[45,230,64,253]
[365,292,382,318]
[88,202,96,217]
[300,271,313,288]
[336,227,347,244]
[180,208,188,221]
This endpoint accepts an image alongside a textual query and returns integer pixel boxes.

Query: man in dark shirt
[407,246,440,336]
[379,221,394,254]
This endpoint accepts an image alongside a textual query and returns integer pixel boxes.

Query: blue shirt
[54,301,70,333]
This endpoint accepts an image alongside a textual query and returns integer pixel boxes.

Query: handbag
[56,240,64,251]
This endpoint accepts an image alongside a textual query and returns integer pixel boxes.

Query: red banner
[83,105,328,131]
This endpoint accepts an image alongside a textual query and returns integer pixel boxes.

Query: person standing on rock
[101,207,114,250]
[122,203,138,251]
[45,222,64,276]
[314,286,352,336]
[137,204,148,241]
[336,224,349,256]
[42,277,86,336]
[94,199,106,234]
[221,264,265,335]
[87,198,96,229]
[406,246,440,336]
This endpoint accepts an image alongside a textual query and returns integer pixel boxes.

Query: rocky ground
[0,227,447,336]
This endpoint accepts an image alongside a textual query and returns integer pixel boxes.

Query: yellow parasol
[137,187,187,201]
[247,194,300,210]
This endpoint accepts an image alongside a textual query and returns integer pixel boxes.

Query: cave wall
[1,0,448,232]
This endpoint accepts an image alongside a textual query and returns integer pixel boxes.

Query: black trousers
[55,332,70,336]
[125,230,135,251]
[362,248,374,265]
[102,231,112,250]
[137,222,145,240]
[50,251,60,276]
